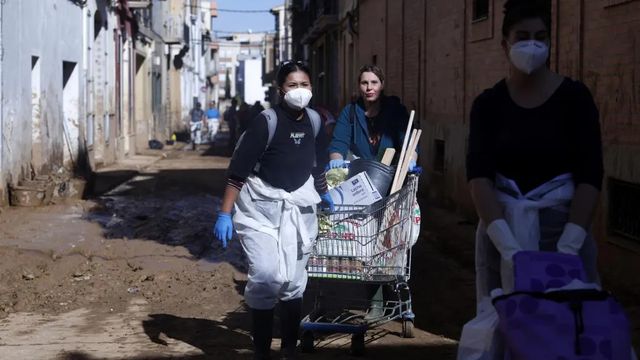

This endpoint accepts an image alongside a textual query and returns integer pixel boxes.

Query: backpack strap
[304,107,321,139]
[249,108,278,172]
[262,108,278,150]
[305,107,321,168]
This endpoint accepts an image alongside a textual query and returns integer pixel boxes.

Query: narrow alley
[0,141,469,359]
[1,0,640,359]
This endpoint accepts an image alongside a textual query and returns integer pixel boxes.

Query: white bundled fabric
[457,296,503,360]
[234,175,320,283]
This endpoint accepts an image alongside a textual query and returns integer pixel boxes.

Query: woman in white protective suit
[466,0,604,301]
[213,60,334,360]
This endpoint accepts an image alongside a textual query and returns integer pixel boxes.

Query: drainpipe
[0,0,4,184]
[82,3,88,147]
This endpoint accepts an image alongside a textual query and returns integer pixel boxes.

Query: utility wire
[213,29,276,34]
[217,8,272,13]
[184,4,273,13]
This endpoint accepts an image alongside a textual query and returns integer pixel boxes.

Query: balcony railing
[128,0,151,9]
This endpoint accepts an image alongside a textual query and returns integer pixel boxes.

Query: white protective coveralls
[207,116,219,143]
[234,175,320,310]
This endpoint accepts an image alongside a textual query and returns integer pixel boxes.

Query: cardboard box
[328,171,382,206]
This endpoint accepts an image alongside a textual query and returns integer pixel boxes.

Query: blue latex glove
[328,159,346,169]
[408,160,417,172]
[214,212,233,248]
[319,192,335,212]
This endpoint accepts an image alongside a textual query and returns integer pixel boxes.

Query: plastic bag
[325,168,349,189]
[409,200,421,247]
[457,297,502,360]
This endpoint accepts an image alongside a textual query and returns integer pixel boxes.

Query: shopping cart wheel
[402,319,415,338]
[301,331,314,353]
[350,333,365,356]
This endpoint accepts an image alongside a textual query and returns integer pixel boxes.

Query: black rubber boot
[364,284,385,321]
[279,298,303,359]
[251,308,274,360]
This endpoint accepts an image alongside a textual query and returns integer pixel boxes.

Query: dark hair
[358,65,385,83]
[502,0,551,37]
[276,60,311,87]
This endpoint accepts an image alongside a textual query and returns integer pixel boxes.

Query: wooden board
[380,148,396,166]
[391,110,415,192]
[391,129,421,194]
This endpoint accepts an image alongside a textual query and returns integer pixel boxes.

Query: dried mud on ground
[1,145,634,359]
[0,147,459,359]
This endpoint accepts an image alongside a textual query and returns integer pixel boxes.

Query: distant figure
[189,102,205,150]
[249,101,265,125]
[312,104,336,137]
[225,98,238,150]
[206,101,220,143]
[237,102,251,136]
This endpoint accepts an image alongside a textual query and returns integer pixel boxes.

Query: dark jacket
[328,96,410,163]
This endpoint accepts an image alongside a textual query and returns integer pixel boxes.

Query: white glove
[557,222,587,255]
[486,219,522,262]
[487,219,522,293]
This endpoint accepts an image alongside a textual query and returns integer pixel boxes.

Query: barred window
[609,178,640,242]
[473,0,490,21]
[434,140,446,174]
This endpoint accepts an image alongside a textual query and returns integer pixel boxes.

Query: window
[434,139,446,173]
[473,0,489,21]
[469,0,493,42]
[609,178,640,243]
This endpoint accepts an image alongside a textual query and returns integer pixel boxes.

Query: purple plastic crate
[513,251,586,292]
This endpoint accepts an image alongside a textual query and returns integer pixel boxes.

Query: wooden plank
[391,128,418,194]
[380,148,396,166]
[391,129,422,194]
[391,110,415,192]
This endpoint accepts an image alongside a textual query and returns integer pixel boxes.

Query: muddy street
[0,143,469,359]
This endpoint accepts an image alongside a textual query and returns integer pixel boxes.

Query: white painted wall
[87,1,118,163]
[242,58,268,105]
[180,2,208,123]
[62,62,80,167]
[1,0,84,187]
[217,32,267,103]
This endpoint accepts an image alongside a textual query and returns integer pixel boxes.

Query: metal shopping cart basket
[300,174,419,355]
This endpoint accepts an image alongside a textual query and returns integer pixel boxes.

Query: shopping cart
[301,174,419,355]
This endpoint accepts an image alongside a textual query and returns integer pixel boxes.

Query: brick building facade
[292,0,640,294]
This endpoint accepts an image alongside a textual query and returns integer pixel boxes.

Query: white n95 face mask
[284,88,313,110]
[509,40,549,75]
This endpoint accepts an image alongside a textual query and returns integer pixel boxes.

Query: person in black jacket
[213,60,333,360]
[466,0,603,300]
